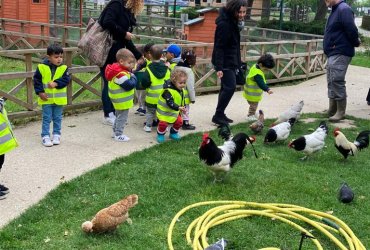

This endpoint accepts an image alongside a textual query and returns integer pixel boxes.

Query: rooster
[249,110,265,134]
[272,100,304,126]
[264,118,295,143]
[333,128,370,159]
[288,121,328,160]
[81,194,138,233]
[199,125,256,182]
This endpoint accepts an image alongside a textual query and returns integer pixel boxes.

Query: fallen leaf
[44,237,51,243]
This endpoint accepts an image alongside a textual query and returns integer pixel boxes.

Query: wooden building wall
[184,10,219,43]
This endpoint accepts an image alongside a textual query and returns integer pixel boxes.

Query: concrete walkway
[1,65,369,228]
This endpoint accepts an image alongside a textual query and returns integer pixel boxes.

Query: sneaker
[42,136,53,147]
[135,108,142,114]
[143,125,152,132]
[52,135,61,145]
[169,133,181,141]
[103,117,115,126]
[114,135,130,142]
[139,109,146,116]
[157,134,165,143]
[0,191,7,200]
[246,115,257,122]
[182,123,196,130]
[0,184,9,194]
[212,115,228,125]
[152,119,159,127]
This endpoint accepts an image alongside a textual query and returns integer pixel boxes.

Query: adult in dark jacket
[211,0,247,125]
[323,0,360,122]
[98,0,144,125]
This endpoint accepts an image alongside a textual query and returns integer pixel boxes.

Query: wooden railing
[0,39,326,119]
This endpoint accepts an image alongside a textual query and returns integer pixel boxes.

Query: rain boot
[327,98,337,117]
[329,99,346,122]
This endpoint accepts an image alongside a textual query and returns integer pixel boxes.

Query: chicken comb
[333,127,340,135]
[202,133,209,141]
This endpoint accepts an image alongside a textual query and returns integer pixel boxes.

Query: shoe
[223,115,234,123]
[246,115,257,122]
[103,117,115,126]
[135,108,142,114]
[169,133,181,141]
[152,119,159,127]
[0,184,9,194]
[42,136,53,147]
[212,115,228,125]
[182,123,196,130]
[139,109,146,116]
[114,135,130,142]
[0,191,7,200]
[157,134,165,143]
[143,125,152,132]
[52,135,61,145]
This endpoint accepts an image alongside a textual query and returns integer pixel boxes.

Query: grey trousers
[113,109,129,136]
[145,106,157,127]
[327,54,351,100]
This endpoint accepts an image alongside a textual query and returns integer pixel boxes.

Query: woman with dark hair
[211,0,247,125]
[99,0,144,125]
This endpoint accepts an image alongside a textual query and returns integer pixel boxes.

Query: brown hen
[82,194,138,233]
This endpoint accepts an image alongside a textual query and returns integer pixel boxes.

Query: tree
[314,0,327,20]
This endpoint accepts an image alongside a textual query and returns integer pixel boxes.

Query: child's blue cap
[163,44,181,58]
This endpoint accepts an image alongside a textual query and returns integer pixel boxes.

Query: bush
[258,19,326,35]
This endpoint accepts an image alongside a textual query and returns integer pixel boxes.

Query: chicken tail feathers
[354,130,370,150]
[318,121,328,134]
[218,123,232,141]
[245,134,258,158]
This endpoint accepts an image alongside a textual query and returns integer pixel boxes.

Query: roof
[184,17,205,26]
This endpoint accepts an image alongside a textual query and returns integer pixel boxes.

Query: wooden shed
[183,8,218,43]
[0,0,82,37]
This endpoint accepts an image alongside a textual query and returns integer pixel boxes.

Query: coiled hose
[167,201,365,250]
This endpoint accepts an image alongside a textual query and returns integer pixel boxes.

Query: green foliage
[172,7,200,19]
[258,19,326,35]
[0,116,370,249]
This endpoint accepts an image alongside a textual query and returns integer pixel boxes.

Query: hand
[48,82,57,88]
[267,89,273,94]
[125,32,134,40]
[179,106,186,113]
[39,92,48,101]
[216,71,223,79]
[136,57,145,65]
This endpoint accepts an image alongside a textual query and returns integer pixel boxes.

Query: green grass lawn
[0,114,369,249]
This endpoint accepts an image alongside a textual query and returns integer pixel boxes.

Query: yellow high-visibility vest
[108,71,135,110]
[37,64,68,105]
[243,64,265,102]
[0,108,18,155]
[156,88,184,123]
[145,67,170,105]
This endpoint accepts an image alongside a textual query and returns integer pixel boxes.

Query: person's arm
[114,74,137,91]
[162,90,179,111]
[341,8,360,47]
[140,71,151,89]
[33,67,45,94]
[99,1,127,43]
[254,74,270,92]
[213,21,230,72]
[126,39,143,60]
[54,68,71,89]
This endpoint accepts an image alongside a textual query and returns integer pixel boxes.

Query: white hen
[273,100,304,125]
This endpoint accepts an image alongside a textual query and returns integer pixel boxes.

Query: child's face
[165,52,174,61]
[144,51,152,60]
[119,57,136,71]
[48,53,63,66]
[173,76,187,90]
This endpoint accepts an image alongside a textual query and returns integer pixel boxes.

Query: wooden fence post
[25,53,34,110]
[65,51,73,105]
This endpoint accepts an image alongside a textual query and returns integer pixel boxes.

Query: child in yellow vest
[140,45,171,133]
[156,68,187,143]
[33,44,71,147]
[0,98,19,199]
[243,53,275,121]
[105,49,137,142]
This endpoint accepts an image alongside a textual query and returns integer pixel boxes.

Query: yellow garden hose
[167,201,365,250]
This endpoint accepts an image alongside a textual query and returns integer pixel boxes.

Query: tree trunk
[246,0,254,20]
[261,0,271,20]
[314,0,328,21]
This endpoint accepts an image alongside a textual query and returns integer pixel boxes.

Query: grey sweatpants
[326,54,351,100]
[113,109,129,136]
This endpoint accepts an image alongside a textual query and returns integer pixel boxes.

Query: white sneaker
[103,117,115,126]
[246,115,257,122]
[52,135,61,145]
[143,125,152,132]
[114,135,130,142]
[42,136,53,147]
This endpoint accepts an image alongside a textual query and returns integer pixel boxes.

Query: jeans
[100,67,115,117]
[41,104,63,137]
[215,69,237,117]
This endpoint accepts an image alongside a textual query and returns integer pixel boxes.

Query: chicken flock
[198,100,370,182]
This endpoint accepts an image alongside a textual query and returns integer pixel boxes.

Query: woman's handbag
[78,18,113,67]
[236,63,247,85]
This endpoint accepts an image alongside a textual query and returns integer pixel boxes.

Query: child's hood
[105,63,129,81]
[147,61,169,79]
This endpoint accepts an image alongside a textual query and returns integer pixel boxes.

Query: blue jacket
[323,0,360,58]
[33,59,71,95]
